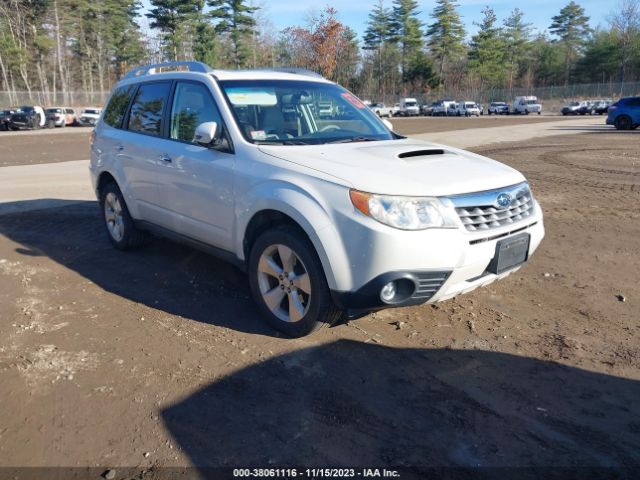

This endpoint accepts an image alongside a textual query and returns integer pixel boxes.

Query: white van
[454,101,481,117]
[399,98,420,116]
[513,96,542,115]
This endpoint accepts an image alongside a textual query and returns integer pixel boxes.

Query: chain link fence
[0,91,109,109]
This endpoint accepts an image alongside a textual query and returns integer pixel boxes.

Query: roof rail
[123,61,213,79]
[258,67,324,78]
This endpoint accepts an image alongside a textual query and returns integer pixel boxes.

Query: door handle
[115,144,124,152]
[160,154,172,163]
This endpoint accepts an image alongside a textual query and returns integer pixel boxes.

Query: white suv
[90,62,545,337]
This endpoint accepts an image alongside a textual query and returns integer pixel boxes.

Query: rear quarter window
[103,85,135,128]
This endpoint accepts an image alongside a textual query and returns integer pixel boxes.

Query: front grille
[411,271,450,301]
[451,183,535,232]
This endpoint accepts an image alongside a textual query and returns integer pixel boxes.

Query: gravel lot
[0,117,638,478]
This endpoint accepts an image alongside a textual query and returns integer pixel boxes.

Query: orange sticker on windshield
[341,92,366,109]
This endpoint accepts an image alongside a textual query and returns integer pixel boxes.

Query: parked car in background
[477,103,484,115]
[78,107,102,126]
[421,102,438,116]
[9,106,46,130]
[370,102,393,117]
[561,101,582,115]
[432,100,456,117]
[513,96,542,115]
[606,96,640,130]
[592,99,611,115]
[398,97,420,116]
[392,103,400,116]
[0,109,16,130]
[453,101,481,117]
[46,107,78,128]
[488,102,509,115]
[446,102,460,116]
[578,101,596,115]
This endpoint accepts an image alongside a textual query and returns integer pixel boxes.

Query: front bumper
[329,202,544,311]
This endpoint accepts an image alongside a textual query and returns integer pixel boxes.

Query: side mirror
[194,121,218,146]
[382,118,393,131]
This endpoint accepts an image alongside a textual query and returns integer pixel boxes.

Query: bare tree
[609,0,640,85]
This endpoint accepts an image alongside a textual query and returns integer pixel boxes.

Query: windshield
[526,100,538,105]
[47,108,62,113]
[405,101,417,107]
[83,109,100,115]
[219,80,394,145]
[19,106,34,112]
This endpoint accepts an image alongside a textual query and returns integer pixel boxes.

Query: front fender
[235,181,352,292]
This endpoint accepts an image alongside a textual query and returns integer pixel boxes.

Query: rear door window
[103,85,136,128]
[127,82,172,136]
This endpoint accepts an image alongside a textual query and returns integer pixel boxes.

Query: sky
[139,0,616,40]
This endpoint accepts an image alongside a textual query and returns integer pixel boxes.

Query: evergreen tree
[425,0,466,86]
[549,0,591,84]
[468,7,506,90]
[146,0,202,61]
[363,0,395,98]
[390,0,423,82]
[502,8,532,90]
[208,0,259,68]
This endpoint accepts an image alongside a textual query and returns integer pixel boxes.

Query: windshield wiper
[327,136,379,144]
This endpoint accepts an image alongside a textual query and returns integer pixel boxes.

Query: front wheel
[248,225,341,337]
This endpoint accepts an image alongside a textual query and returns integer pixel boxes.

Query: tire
[99,182,147,250]
[248,225,341,337]
[614,115,632,131]
[47,119,54,129]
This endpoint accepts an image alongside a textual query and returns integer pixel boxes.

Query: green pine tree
[549,0,591,84]
[363,0,395,98]
[390,0,423,82]
[208,0,259,68]
[425,0,466,87]
[468,7,507,90]
[146,0,202,61]
[502,8,532,91]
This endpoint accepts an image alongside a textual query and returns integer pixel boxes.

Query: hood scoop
[398,149,448,159]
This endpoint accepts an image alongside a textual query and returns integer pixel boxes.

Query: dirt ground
[0,120,639,478]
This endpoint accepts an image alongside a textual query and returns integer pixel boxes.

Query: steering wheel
[320,125,340,132]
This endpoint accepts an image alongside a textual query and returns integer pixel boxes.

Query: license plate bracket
[488,233,530,275]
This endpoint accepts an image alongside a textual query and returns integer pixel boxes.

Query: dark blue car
[606,96,640,130]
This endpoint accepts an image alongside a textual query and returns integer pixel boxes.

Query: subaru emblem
[496,193,512,208]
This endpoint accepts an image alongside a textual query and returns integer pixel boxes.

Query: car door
[153,80,236,251]
[117,81,173,224]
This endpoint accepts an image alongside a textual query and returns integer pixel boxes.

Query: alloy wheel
[257,244,312,323]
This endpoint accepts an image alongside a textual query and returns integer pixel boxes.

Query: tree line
[0,0,639,105]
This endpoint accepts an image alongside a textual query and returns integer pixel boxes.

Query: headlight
[350,190,459,230]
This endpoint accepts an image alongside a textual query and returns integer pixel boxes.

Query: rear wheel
[615,115,632,130]
[248,225,341,337]
[100,182,147,250]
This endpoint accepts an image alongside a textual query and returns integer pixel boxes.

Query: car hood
[258,138,526,197]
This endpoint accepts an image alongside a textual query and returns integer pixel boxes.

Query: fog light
[380,281,397,303]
